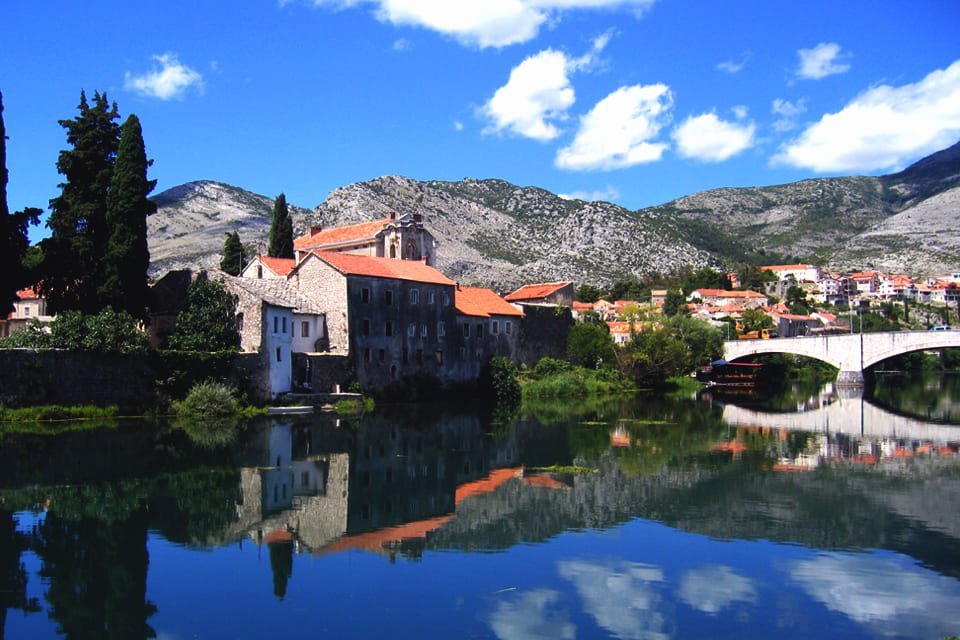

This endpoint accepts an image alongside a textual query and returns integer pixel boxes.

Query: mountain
[147,181,312,275]
[147,141,960,285]
[661,140,960,273]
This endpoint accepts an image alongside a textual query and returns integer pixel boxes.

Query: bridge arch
[723,330,960,386]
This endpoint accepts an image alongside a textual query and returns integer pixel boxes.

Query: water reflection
[1,385,959,639]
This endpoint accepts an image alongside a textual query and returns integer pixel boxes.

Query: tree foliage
[618,316,722,386]
[267,193,294,259]
[680,267,729,293]
[220,231,245,276]
[41,91,121,314]
[0,307,148,353]
[662,289,688,317]
[741,308,775,333]
[575,283,602,303]
[100,114,156,318]
[566,322,615,368]
[0,91,41,315]
[166,274,240,352]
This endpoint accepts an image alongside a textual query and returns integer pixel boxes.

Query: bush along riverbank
[520,358,634,399]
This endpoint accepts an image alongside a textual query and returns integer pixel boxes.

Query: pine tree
[220,230,245,276]
[267,193,293,259]
[100,114,156,319]
[0,91,41,314]
[40,91,121,314]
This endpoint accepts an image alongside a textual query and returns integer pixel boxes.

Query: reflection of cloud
[558,559,670,640]
[489,589,575,640]
[677,565,757,614]
[791,552,960,637]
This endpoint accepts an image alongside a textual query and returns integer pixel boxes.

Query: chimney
[390,211,397,220]
[310,225,323,235]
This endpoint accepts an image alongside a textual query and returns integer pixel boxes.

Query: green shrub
[172,381,239,418]
[332,397,374,415]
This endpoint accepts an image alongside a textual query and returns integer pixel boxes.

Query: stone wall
[0,349,269,408]
[291,256,350,353]
[516,305,574,365]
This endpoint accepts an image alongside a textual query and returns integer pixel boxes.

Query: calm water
[2,376,959,639]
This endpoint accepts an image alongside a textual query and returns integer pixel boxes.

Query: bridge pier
[836,370,864,387]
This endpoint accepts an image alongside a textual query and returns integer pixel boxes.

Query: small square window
[362,319,371,336]
[407,323,416,337]
[462,323,470,338]
[442,293,450,306]
[477,323,484,338]
[491,320,499,334]
[364,348,371,362]
[301,321,310,338]
[438,321,445,337]
[415,349,423,364]
[384,290,393,305]
[361,287,370,303]
[276,347,282,362]
[379,349,386,363]
[410,289,420,305]
[385,321,393,336]
[282,317,287,334]
[421,324,428,338]
[428,291,435,305]
[435,350,443,365]
[505,321,512,335]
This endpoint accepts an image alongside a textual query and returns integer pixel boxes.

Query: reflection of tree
[0,510,40,631]
[36,509,156,639]
[269,542,293,600]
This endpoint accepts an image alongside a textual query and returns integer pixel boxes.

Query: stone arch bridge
[723,330,960,386]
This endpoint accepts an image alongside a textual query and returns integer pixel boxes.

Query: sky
[3,1,960,243]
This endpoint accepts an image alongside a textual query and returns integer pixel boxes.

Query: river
[1,374,958,639]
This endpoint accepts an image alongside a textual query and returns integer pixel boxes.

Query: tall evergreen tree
[100,114,156,318]
[267,193,293,259]
[0,91,41,315]
[40,91,120,314]
[220,230,245,276]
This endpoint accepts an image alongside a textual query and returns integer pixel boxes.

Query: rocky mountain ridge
[147,141,960,286]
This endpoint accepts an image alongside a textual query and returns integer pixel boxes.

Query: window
[402,347,408,363]
[415,349,423,364]
[459,346,467,361]
[361,287,370,303]
[477,323,484,338]
[421,324,428,338]
[282,317,287,334]
[442,292,451,306]
[364,348,371,362]
[273,317,279,334]
[410,289,420,304]
[428,291,435,305]
[435,350,443,365]
[407,323,416,337]
[24,306,30,316]
[491,320,499,334]
[276,347,282,362]
[379,349,386,363]
[257,265,263,279]
[384,290,393,305]
[385,321,393,336]
[362,319,371,336]
[438,321,445,337]
[301,321,310,338]
[462,323,470,338]
[505,321,512,335]
[236,313,244,332]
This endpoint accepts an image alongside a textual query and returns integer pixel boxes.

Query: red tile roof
[256,255,296,277]
[693,289,766,298]
[759,264,814,271]
[16,287,40,300]
[310,251,455,286]
[455,286,524,318]
[505,281,572,302]
[293,218,391,250]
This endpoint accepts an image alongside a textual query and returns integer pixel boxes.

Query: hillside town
[3,211,958,399]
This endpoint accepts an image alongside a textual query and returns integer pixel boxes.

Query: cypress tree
[220,230,245,276]
[40,91,121,314]
[267,193,294,259]
[100,114,156,318]
[0,91,41,315]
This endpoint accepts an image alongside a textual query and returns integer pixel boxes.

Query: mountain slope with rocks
[147,141,960,285]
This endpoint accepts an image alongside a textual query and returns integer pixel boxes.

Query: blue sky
[4,1,960,242]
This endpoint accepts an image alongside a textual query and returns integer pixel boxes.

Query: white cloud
[482,36,610,141]
[393,37,412,51]
[488,589,575,640]
[673,111,755,162]
[771,97,807,132]
[717,52,749,74]
[797,42,850,80]
[555,84,672,170]
[558,185,621,201]
[307,0,655,48]
[454,120,464,131]
[482,50,576,141]
[731,105,749,120]
[558,559,669,640]
[790,552,960,637]
[124,53,203,100]
[677,565,757,614]
[774,59,960,172]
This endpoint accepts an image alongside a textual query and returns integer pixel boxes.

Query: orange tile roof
[505,281,572,302]
[455,286,524,318]
[606,321,633,334]
[293,218,391,250]
[310,251,455,286]
[759,264,814,271]
[256,255,296,277]
[572,301,594,311]
[16,287,40,300]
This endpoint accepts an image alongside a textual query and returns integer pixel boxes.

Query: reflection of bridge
[721,388,960,443]
[724,330,960,386]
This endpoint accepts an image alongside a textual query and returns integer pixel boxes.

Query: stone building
[0,287,55,338]
[505,281,574,307]
[293,212,438,266]
[453,286,525,380]
[241,255,296,280]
